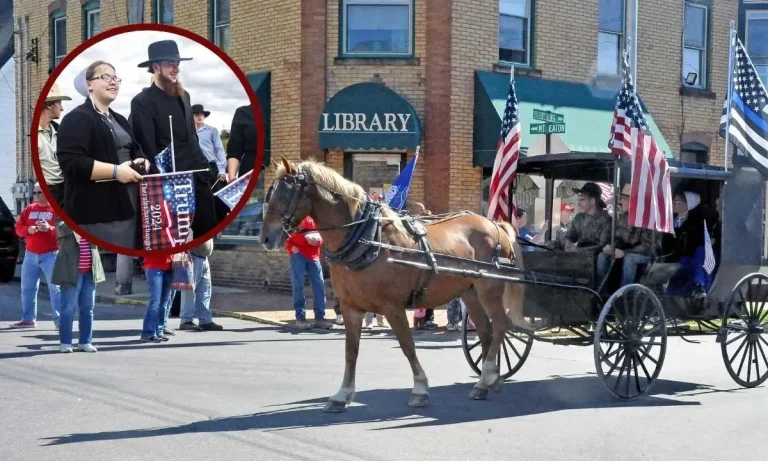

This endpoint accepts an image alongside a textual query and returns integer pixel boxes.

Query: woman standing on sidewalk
[141,253,174,342]
[52,221,105,353]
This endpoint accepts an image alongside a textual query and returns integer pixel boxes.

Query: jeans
[290,253,326,321]
[597,252,651,288]
[20,250,61,325]
[446,298,464,325]
[180,255,213,325]
[58,271,95,345]
[143,269,172,338]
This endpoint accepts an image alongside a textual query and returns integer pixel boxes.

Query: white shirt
[38,123,63,186]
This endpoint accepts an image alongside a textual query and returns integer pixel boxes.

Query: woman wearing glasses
[56,60,155,249]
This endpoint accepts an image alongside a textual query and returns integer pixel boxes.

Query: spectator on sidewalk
[141,253,173,342]
[179,238,223,331]
[38,84,71,206]
[409,202,437,330]
[11,182,62,329]
[286,216,333,330]
[52,221,104,353]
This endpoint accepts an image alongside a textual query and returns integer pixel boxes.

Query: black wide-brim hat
[138,40,193,68]
[191,104,210,117]
[573,182,607,208]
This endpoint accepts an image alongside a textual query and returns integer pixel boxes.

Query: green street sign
[532,109,565,124]
[530,123,566,135]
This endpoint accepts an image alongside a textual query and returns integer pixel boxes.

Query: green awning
[473,70,674,167]
[247,72,271,166]
[318,82,423,150]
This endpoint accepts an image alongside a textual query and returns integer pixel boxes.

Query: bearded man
[129,39,227,239]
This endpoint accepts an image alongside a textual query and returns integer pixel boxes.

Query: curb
[95,295,147,307]
[210,309,287,328]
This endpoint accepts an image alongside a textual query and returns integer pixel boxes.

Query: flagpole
[169,115,176,173]
[405,145,419,204]
[724,20,737,173]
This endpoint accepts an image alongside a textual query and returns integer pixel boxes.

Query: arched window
[680,142,709,164]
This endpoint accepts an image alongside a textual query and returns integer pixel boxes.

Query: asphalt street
[0,281,766,461]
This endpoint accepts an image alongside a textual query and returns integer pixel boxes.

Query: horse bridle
[264,169,311,234]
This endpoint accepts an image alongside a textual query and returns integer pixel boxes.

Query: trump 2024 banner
[139,172,196,250]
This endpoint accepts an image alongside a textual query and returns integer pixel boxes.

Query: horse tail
[496,221,535,332]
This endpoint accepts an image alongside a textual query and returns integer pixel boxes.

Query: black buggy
[392,152,768,400]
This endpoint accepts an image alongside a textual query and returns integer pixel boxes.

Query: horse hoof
[323,400,348,413]
[408,393,429,407]
[469,387,488,400]
[490,377,505,393]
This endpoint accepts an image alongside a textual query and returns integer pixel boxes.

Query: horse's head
[260,156,314,251]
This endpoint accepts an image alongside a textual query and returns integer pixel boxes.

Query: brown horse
[260,156,531,412]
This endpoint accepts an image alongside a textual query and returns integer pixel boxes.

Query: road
[0,281,765,461]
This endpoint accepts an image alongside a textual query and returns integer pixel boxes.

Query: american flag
[608,49,674,233]
[486,71,521,222]
[718,37,768,176]
[139,172,196,250]
[154,145,173,174]
[703,220,716,275]
[215,169,253,210]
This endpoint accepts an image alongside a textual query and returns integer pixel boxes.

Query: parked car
[227,200,263,237]
[0,197,19,283]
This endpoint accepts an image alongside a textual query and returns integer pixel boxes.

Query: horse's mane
[275,159,409,237]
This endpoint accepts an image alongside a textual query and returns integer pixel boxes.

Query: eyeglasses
[89,74,122,84]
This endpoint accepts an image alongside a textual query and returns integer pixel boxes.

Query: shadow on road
[41,375,724,446]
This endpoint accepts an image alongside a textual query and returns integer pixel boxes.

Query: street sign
[532,109,565,124]
[530,123,566,135]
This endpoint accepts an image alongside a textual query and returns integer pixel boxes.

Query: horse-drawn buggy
[261,153,767,412]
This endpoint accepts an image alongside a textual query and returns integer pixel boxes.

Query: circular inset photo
[33,25,264,257]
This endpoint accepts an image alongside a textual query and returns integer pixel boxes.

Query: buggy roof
[517,152,731,182]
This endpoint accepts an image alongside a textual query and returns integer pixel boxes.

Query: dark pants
[191,173,228,238]
[48,183,65,209]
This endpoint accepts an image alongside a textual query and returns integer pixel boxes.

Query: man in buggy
[596,184,659,292]
[548,182,612,253]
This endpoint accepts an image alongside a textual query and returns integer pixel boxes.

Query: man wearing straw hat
[129,39,227,238]
[38,83,72,206]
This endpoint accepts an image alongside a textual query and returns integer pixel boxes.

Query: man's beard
[158,73,184,97]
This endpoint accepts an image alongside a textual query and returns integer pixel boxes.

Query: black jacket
[227,105,258,176]
[672,204,719,259]
[129,85,211,177]
[56,98,150,225]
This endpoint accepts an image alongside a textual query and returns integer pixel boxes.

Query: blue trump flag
[383,148,419,211]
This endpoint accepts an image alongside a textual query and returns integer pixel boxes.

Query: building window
[682,2,708,89]
[597,0,625,76]
[680,142,709,164]
[499,0,531,66]
[341,0,413,57]
[219,171,265,241]
[83,1,101,40]
[51,12,66,68]
[212,0,230,52]
[127,0,144,23]
[746,11,768,86]
[153,0,173,24]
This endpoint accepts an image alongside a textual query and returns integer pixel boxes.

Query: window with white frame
[682,2,708,88]
[213,0,230,52]
[51,15,66,67]
[342,0,412,56]
[499,0,531,65]
[597,0,625,76]
[153,0,173,24]
[84,2,101,39]
[746,11,768,87]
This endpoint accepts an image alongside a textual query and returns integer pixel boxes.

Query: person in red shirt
[141,253,174,342]
[285,216,332,329]
[10,182,61,329]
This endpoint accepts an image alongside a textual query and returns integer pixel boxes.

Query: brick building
[11,0,767,291]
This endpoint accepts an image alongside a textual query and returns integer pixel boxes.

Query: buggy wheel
[461,309,533,380]
[718,273,768,388]
[594,284,667,400]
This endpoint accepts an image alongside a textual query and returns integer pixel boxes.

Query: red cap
[561,202,575,212]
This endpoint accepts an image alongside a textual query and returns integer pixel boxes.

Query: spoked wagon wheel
[594,284,667,400]
[461,309,533,380]
[718,273,768,388]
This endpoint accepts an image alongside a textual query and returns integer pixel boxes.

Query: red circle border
[31,23,265,258]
